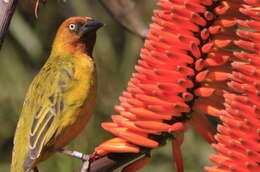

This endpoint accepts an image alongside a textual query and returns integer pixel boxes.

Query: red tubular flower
[94,0,260,171]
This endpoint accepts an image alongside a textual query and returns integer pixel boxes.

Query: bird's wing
[22,58,81,170]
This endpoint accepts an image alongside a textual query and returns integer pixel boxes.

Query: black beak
[80,20,104,35]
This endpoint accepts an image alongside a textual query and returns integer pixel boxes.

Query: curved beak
[80,20,104,35]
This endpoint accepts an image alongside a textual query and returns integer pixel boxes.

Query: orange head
[52,16,103,56]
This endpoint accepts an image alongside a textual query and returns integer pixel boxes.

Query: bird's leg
[53,149,98,172]
[53,148,90,161]
[33,167,39,172]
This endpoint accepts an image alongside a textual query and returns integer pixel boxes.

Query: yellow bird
[11,16,103,172]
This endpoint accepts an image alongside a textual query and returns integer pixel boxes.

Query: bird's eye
[68,23,77,31]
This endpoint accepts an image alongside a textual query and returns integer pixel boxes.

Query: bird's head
[52,16,104,56]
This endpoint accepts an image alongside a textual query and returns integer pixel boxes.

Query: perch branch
[77,152,146,172]
[0,0,17,49]
[77,133,170,171]
[98,0,148,39]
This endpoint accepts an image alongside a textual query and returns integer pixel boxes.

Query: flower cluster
[95,0,260,171]
[204,0,260,171]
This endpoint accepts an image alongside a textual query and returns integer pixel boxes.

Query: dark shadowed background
[0,0,214,171]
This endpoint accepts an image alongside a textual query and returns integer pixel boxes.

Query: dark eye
[68,23,77,31]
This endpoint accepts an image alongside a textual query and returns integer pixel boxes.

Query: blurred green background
[0,0,214,171]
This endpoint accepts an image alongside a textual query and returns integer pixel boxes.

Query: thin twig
[98,0,148,39]
[0,0,18,49]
